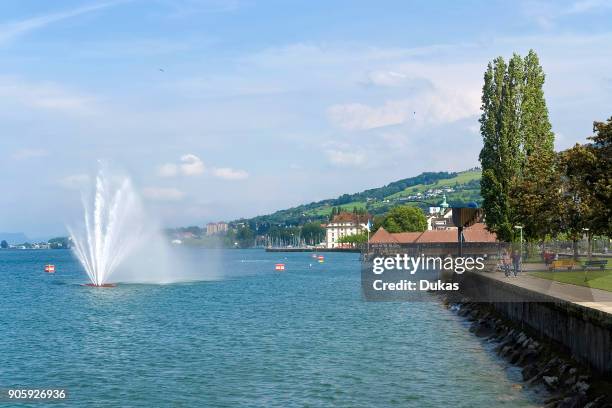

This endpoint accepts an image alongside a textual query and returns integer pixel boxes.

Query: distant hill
[234,169,482,229]
[0,232,29,244]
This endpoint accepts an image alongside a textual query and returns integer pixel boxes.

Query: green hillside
[233,169,482,230]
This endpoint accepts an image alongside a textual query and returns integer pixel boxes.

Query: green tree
[499,53,523,180]
[479,57,513,240]
[48,237,70,249]
[338,232,368,244]
[558,144,597,259]
[371,215,386,233]
[587,117,612,236]
[511,51,558,241]
[382,206,427,233]
[521,50,555,161]
[301,222,325,245]
[512,152,562,241]
[235,226,255,248]
[479,50,555,242]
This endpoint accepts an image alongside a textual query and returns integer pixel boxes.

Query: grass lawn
[530,269,612,292]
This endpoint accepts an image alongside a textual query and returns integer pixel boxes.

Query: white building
[427,194,454,230]
[206,222,229,236]
[325,212,370,248]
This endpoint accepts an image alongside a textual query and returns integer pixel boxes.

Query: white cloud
[361,71,433,90]
[325,149,366,167]
[158,163,179,177]
[0,76,96,115]
[142,187,185,201]
[364,70,407,87]
[0,1,122,46]
[327,88,479,131]
[328,101,409,130]
[158,154,205,177]
[213,167,249,180]
[58,174,90,190]
[179,154,205,176]
[12,148,48,160]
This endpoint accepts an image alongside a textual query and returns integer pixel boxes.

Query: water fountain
[69,164,222,286]
[68,167,147,287]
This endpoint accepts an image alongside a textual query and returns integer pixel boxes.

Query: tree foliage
[479,50,556,241]
[337,233,368,244]
[301,222,325,245]
[556,117,612,240]
[235,226,255,248]
[381,206,427,233]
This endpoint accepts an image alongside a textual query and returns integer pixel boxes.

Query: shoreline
[445,297,612,407]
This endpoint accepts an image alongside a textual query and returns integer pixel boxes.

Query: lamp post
[514,225,523,273]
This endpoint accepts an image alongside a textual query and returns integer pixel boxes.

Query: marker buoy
[275,263,285,271]
[44,264,55,273]
[317,256,324,263]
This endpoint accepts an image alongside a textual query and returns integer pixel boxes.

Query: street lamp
[514,225,523,273]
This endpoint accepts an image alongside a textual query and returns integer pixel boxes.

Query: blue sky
[1,0,611,238]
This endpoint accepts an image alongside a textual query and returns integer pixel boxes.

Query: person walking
[501,249,512,277]
[511,250,521,277]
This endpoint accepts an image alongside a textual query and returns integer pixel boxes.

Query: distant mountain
[0,232,29,244]
[233,169,482,229]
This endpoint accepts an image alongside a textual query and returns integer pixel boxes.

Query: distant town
[162,193,470,250]
[0,236,70,250]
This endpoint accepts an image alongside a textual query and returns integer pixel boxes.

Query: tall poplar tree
[479,49,556,242]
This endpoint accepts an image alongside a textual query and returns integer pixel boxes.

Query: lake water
[0,249,541,407]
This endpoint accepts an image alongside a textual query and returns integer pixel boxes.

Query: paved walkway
[477,270,612,315]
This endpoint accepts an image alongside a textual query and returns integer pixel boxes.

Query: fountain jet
[68,167,146,287]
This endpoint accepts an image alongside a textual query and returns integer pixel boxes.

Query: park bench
[549,259,577,271]
[582,260,607,270]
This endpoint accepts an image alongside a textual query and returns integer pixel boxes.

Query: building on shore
[325,212,371,249]
[427,194,454,230]
[369,222,497,245]
[206,222,228,236]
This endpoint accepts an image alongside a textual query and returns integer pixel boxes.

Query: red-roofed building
[369,223,497,245]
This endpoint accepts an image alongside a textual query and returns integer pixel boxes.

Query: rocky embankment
[447,300,612,408]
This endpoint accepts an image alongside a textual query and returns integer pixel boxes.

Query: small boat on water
[44,264,55,273]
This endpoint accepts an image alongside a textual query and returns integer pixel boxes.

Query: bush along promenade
[446,299,612,408]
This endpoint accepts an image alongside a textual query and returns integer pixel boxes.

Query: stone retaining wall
[459,272,612,377]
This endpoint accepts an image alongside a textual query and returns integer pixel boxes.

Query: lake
[0,249,540,407]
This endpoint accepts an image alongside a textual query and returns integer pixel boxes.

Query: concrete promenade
[480,265,612,314]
